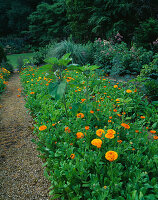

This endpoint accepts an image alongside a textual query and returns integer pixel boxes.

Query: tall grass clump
[46,40,93,65]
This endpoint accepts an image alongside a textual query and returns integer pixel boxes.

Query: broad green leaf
[56,81,66,100]
[44,57,58,64]
[38,64,52,72]
[88,65,100,71]
[49,82,59,99]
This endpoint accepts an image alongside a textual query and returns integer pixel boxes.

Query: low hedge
[20,64,158,200]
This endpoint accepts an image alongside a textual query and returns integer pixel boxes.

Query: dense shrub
[46,40,94,65]
[139,54,158,101]
[32,46,49,65]
[133,18,158,50]
[93,39,153,76]
[0,67,10,94]
[1,61,14,73]
[20,64,158,200]
[0,45,7,63]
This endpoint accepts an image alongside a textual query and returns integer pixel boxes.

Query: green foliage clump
[0,45,7,63]
[93,39,153,76]
[139,54,158,101]
[27,1,68,46]
[32,46,49,65]
[134,18,158,49]
[20,62,158,200]
[47,40,93,65]
[1,61,14,73]
[0,67,10,94]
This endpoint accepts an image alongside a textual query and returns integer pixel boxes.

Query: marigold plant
[96,129,105,137]
[105,151,118,162]
[91,139,102,148]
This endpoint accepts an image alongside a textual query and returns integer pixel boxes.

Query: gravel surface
[0,73,50,200]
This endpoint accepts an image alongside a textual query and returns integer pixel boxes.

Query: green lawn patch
[7,53,34,68]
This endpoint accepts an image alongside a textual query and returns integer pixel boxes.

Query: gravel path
[0,73,50,200]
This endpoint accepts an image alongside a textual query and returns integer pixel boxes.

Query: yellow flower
[121,123,130,129]
[91,139,102,148]
[77,113,84,118]
[126,89,132,93]
[114,85,118,88]
[76,132,84,139]
[107,129,116,135]
[105,151,118,162]
[39,125,47,131]
[96,129,105,137]
[105,132,115,139]
[85,126,89,130]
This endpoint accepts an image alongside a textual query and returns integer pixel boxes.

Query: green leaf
[44,57,58,64]
[67,64,83,72]
[56,81,66,100]
[38,64,52,72]
[88,65,100,71]
[49,82,59,99]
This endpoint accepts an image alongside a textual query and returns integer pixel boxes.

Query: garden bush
[1,61,14,73]
[20,58,158,200]
[0,67,10,94]
[46,40,94,66]
[137,54,158,102]
[93,39,153,76]
[0,45,7,63]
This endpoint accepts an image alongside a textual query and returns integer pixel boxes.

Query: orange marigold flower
[114,85,118,88]
[113,109,117,112]
[76,132,84,139]
[134,88,137,92]
[126,89,132,93]
[140,116,145,119]
[105,132,115,139]
[39,125,47,131]
[117,114,122,117]
[132,148,135,151]
[30,92,35,94]
[17,95,21,97]
[150,130,156,134]
[91,139,102,148]
[153,136,158,140]
[70,143,73,145]
[109,116,112,119]
[117,140,122,144]
[65,127,71,133]
[52,123,56,126]
[81,98,86,103]
[116,98,120,102]
[135,130,139,133]
[96,129,105,137]
[105,151,118,162]
[90,110,94,114]
[77,113,84,118]
[85,126,89,130]
[70,154,75,159]
[108,120,112,123]
[121,123,130,129]
[146,127,149,129]
[69,106,72,109]
[107,129,116,134]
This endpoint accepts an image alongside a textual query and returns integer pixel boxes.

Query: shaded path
[0,73,50,200]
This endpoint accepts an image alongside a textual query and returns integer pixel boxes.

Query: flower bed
[20,64,158,200]
[0,67,10,94]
